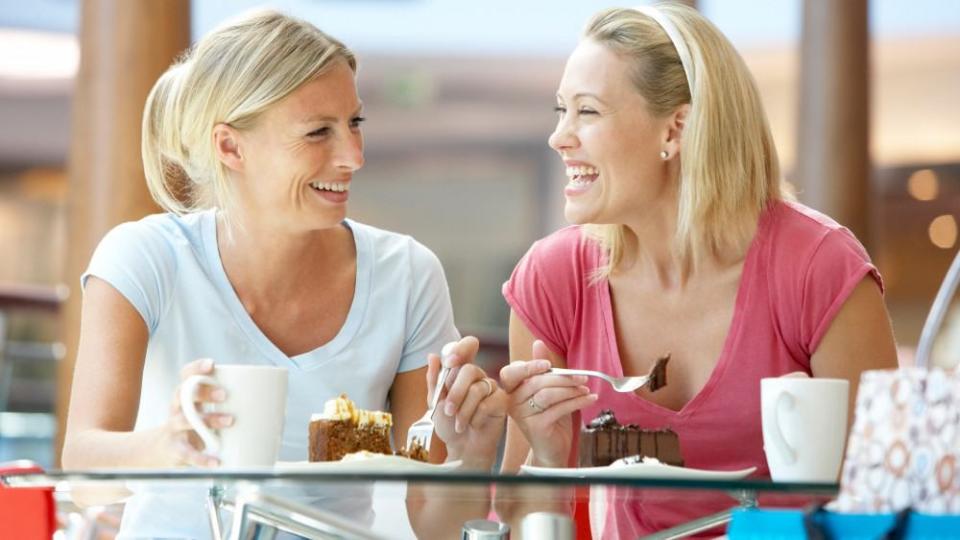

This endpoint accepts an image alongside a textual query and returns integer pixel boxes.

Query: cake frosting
[312,394,393,428]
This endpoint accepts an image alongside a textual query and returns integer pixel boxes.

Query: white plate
[275,455,462,474]
[520,461,756,481]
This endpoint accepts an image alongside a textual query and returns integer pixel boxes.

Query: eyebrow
[557,92,609,104]
[298,104,364,124]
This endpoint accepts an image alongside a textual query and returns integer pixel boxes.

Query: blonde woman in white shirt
[62,11,507,539]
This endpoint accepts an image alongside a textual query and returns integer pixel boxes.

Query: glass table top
[1,465,839,493]
[1,464,840,539]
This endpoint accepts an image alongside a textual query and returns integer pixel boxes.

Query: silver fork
[405,366,451,452]
[549,354,670,393]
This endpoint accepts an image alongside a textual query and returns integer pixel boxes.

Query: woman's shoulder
[759,199,874,290]
[89,210,217,287]
[525,224,598,267]
[106,210,209,250]
[765,201,850,243]
[762,200,866,259]
[345,219,442,269]
[506,225,599,297]
[84,211,214,330]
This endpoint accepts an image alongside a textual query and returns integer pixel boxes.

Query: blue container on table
[728,508,960,539]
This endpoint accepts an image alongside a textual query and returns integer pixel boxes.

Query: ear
[212,123,244,172]
[662,103,690,158]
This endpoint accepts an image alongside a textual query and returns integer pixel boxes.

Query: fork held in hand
[549,354,670,393]
[405,365,451,452]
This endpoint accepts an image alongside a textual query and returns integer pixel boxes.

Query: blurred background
[0,0,957,472]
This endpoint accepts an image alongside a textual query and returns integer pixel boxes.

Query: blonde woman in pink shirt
[487,3,898,537]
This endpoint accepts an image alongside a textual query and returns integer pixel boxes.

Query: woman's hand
[158,358,233,467]
[499,340,596,468]
[428,337,508,469]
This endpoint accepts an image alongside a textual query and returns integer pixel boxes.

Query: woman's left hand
[427,336,508,469]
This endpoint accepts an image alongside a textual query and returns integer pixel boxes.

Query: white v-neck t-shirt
[82,209,459,539]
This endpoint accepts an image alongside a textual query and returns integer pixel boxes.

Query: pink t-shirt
[502,200,881,538]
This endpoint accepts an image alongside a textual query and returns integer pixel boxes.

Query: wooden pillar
[796,0,871,246]
[57,0,190,465]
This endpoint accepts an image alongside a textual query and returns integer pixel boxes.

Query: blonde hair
[141,11,356,217]
[582,3,792,278]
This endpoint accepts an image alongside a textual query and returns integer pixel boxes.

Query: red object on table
[573,485,593,539]
[0,461,56,540]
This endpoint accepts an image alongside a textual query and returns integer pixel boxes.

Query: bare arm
[500,311,569,473]
[398,337,506,539]
[810,276,898,433]
[61,277,220,470]
[495,311,594,533]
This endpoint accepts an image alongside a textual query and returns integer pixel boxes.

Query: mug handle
[769,390,797,465]
[179,374,221,455]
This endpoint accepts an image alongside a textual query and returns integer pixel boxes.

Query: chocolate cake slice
[578,409,684,467]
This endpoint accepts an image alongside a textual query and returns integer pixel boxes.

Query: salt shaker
[521,512,574,540]
[461,519,511,540]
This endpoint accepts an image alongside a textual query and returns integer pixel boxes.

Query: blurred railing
[0,282,66,468]
[0,282,66,313]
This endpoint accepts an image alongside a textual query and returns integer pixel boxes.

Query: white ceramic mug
[179,364,288,468]
[761,377,849,482]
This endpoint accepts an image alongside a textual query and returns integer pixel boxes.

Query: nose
[548,116,578,153]
[335,131,365,171]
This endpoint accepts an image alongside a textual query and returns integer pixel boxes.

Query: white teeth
[567,178,594,188]
[310,182,349,192]
[565,166,600,179]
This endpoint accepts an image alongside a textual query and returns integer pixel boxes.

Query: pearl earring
[660,150,669,160]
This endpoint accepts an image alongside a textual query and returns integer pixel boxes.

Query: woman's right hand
[498,340,597,468]
[160,358,233,467]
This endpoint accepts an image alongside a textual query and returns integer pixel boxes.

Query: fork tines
[406,426,429,452]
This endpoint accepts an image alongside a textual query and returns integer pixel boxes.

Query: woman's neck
[618,200,685,288]
[617,206,753,291]
[215,212,354,305]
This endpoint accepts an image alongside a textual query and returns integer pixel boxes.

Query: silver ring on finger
[528,397,545,413]
[481,378,495,397]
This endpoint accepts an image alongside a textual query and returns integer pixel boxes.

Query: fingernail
[201,358,214,370]
[212,389,226,401]
[578,385,590,393]
[536,360,552,370]
[589,393,599,400]
[573,375,588,384]
[444,401,455,416]
[221,416,234,427]
[441,342,457,359]
[207,457,220,467]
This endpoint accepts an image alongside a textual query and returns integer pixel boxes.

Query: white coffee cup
[180,364,288,468]
[761,377,849,482]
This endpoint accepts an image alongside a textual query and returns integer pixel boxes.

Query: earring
[660,150,669,160]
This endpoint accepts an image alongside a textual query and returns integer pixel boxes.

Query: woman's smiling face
[232,59,365,232]
[549,39,675,226]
